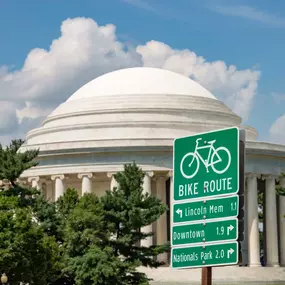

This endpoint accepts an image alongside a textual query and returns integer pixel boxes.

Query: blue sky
[0,0,285,143]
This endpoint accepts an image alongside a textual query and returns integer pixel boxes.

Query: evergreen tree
[100,163,169,284]
[33,188,80,284]
[0,139,39,186]
[63,163,169,285]
[0,139,64,284]
[0,193,61,285]
[63,193,122,285]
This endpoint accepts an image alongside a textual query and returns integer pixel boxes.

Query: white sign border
[173,126,240,202]
[171,217,238,247]
[170,241,239,269]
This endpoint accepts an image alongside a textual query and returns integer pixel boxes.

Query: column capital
[27,176,40,183]
[144,171,154,178]
[78,173,93,179]
[246,173,261,179]
[107,172,117,179]
[51,174,65,181]
[261,174,280,181]
[167,170,173,178]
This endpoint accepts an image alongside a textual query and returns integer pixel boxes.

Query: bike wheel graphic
[180,152,200,179]
[211,146,231,174]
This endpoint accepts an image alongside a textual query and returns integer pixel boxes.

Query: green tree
[63,163,169,285]
[0,139,39,186]
[0,139,64,284]
[100,163,169,284]
[63,193,121,285]
[32,188,80,284]
[0,194,61,285]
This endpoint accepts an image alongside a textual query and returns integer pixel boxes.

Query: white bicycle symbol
[180,138,231,179]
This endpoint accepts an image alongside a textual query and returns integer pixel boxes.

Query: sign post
[171,127,242,285]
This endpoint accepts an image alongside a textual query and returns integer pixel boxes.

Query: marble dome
[66,67,217,101]
[25,67,250,149]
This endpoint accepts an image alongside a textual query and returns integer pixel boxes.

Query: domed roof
[24,67,242,149]
[67,67,217,101]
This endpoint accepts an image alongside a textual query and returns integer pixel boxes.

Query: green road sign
[172,218,238,246]
[173,195,239,223]
[173,127,239,201]
[171,241,238,269]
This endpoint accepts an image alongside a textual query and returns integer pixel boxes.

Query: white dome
[67,67,217,101]
[25,67,241,149]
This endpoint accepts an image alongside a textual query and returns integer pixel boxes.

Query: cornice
[19,139,285,164]
[246,141,285,157]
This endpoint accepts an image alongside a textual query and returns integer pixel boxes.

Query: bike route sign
[171,241,238,268]
[173,127,239,201]
[173,195,239,223]
[172,218,238,246]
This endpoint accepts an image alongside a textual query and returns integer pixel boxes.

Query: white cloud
[137,40,260,120]
[0,17,260,145]
[212,5,285,28]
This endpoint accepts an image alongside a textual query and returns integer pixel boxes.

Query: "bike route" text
[178,177,233,197]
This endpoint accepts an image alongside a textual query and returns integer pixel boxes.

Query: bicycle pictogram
[180,138,231,179]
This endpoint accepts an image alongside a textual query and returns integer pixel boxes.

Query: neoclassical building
[19,67,285,268]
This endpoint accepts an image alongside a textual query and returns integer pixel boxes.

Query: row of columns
[28,173,95,200]
[247,173,285,267]
[27,171,172,264]
[26,171,285,267]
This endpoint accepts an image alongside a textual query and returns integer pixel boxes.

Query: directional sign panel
[171,241,238,269]
[173,127,239,201]
[173,195,239,223]
[172,218,238,246]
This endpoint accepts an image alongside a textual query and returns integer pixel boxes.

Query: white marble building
[19,67,285,268]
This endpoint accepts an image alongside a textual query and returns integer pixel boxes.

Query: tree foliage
[64,163,169,285]
[0,193,61,284]
[0,139,62,284]
[0,139,169,285]
[100,163,169,284]
[0,139,39,185]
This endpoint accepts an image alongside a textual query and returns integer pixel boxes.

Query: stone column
[241,175,249,266]
[247,173,261,267]
[28,176,41,190]
[263,175,279,267]
[279,177,285,266]
[78,173,93,195]
[51,175,65,201]
[168,171,173,244]
[107,172,118,190]
[156,175,167,263]
[141,171,154,247]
